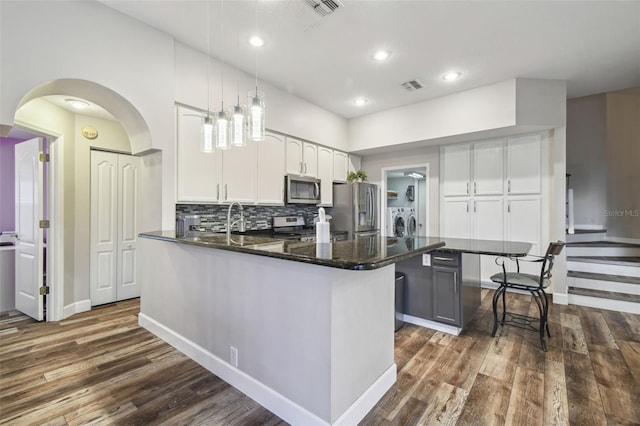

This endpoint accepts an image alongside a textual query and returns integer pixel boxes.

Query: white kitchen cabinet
[257,132,285,205]
[176,105,222,203]
[472,197,504,278]
[318,146,334,206]
[333,150,349,182]
[442,198,471,239]
[348,154,361,174]
[473,139,504,195]
[222,142,257,204]
[507,134,541,195]
[507,196,542,254]
[286,137,317,178]
[442,144,471,196]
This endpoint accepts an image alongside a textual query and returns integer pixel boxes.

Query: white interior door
[90,151,118,306]
[116,155,140,300]
[15,137,44,320]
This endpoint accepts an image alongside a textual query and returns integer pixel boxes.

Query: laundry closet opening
[382,165,429,238]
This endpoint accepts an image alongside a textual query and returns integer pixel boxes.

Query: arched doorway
[11,79,157,321]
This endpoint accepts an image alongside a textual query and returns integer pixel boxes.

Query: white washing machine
[386,207,406,237]
[404,208,417,237]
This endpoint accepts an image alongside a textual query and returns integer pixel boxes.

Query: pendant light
[215,0,231,150]
[248,0,265,142]
[229,4,246,147]
[201,1,214,153]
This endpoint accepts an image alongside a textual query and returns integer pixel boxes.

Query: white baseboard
[401,314,461,336]
[139,313,394,426]
[62,299,91,319]
[553,293,568,305]
[574,224,606,231]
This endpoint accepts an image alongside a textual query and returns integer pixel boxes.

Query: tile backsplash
[176,204,321,232]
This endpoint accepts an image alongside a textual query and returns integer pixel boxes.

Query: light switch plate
[422,253,431,266]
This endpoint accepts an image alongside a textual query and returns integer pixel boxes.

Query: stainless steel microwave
[285,175,321,204]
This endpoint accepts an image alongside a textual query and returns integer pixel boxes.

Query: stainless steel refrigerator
[331,182,379,239]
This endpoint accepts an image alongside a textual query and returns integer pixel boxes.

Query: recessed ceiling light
[373,50,391,61]
[65,98,89,109]
[353,98,368,106]
[249,35,265,47]
[442,71,462,81]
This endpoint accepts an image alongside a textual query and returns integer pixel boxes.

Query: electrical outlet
[230,346,238,367]
[422,253,431,266]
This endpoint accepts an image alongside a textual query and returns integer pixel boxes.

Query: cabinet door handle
[508,180,511,193]
[508,201,511,213]
[304,163,307,174]
[474,181,477,194]
[466,201,469,213]
[225,184,228,201]
[474,201,477,213]
[433,257,454,262]
[216,184,220,201]
[466,182,469,194]
[299,162,303,173]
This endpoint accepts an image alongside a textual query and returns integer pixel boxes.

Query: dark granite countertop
[140,231,532,271]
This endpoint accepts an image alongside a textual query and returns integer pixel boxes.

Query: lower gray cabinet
[432,265,461,326]
[397,250,480,330]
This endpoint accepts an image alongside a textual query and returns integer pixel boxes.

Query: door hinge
[39,286,50,295]
[39,220,50,229]
[39,153,50,162]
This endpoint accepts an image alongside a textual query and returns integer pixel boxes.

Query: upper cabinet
[473,139,504,195]
[318,146,334,206]
[333,151,349,182]
[507,134,542,195]
[442,144,471,196]
[286,137,317,178]
[222,142,257,204]
[257,132,286,205]
[176,105,222,203]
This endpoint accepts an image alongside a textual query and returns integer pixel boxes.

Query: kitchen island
[137,232,529,426]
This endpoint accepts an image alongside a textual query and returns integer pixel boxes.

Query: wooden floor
[1,290,639,425]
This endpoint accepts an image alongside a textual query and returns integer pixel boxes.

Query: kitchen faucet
[226,202,246,243]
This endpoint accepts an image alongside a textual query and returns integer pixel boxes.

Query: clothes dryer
[386,207,406,237]
[405,208,417,237]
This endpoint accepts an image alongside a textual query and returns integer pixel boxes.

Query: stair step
[567,257,640,277]
[567,290,640,315]
[567,271,640,295]
[566,241,640,257]
[568,287,640,304]
[566,230,607,243]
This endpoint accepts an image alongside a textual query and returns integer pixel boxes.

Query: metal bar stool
[490,241,565,351]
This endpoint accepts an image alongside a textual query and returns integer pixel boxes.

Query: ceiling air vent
[304,0,344,17]
[401,80,424,91]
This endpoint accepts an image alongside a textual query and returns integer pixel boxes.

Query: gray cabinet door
[432,266,461,326]
[397,255,433,320]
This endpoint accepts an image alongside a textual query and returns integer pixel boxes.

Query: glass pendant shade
[201,115,214,153]
[229,105,246,147]
[248,90,265,142]
[215,110,230,150]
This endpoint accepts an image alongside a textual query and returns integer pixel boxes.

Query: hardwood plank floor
[1,290,639,425]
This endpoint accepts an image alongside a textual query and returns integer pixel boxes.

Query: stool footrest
[498,312,542,332]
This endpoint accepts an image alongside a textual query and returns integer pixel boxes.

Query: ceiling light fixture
[201,2,214,153]
[215,0,231,150]
[249,35,264,47]
[442,71,462,81]
[65,99,89,109]
[373,50,391,61]
[405,172,425,179]
[248,0,265,142]
[353,98,368,106]
[229,5,246,147]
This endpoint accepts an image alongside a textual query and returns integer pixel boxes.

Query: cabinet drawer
[431,252,460,267]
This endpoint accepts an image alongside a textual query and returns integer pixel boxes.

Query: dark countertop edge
[139,232,446,271]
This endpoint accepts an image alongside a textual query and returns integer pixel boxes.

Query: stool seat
[490,241,564,352]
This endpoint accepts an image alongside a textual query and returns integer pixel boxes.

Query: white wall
[567,94,607,228]
[349,79,566,155]
[175,43,348,151]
